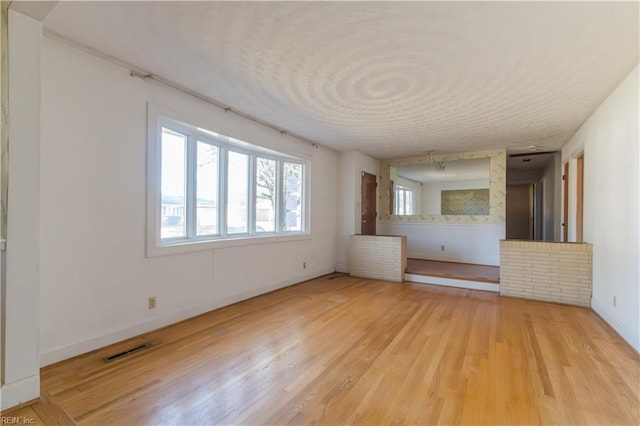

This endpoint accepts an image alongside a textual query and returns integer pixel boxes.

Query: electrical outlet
[148,296,157,310]
[440,245,445,251]
[303,261,307,269]
[613,296,617,307]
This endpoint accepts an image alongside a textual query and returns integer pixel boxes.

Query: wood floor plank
[406,258,500,283]
[30,393,77,426]
[40,276,640,425]
[1,405,46,426]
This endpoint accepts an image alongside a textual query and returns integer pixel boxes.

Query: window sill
[146,233,312,257]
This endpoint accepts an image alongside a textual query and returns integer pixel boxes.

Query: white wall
[561,64,639,351]
[2,10,42,409]
[38,37,339,365]
[336,151,379,272]
[379,222,504,265]
[421,179,489,215]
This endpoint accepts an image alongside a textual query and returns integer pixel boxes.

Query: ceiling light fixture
[427,150,446,173]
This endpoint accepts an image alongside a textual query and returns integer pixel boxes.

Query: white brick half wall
[349,235,407,282]
[499,240,592,307]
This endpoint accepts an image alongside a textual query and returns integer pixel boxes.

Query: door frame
[360,171,377,235]
[576,154,584,243]
[562,161,569,241]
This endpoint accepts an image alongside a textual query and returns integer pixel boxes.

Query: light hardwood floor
[406,259,500,283]
[40,275,639,425]
[1,405,46,425]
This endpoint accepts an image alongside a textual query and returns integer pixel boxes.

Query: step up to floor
[405,258,500,292]
[405,273,500,292]
[32,393,77,426]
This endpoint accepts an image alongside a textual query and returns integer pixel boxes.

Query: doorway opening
[360,172,377,235]
[576,154,584,242]
[506,150,560,241]
[506,183,534,239]
[562,153,585,243]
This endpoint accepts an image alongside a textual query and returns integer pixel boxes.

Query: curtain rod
[44,30,320,149]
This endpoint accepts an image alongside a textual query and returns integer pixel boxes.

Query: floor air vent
[103,343,152,362]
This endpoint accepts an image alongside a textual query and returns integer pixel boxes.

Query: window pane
[283,162,303,232]
[395,188,403,215]
[256,158,276,233]
[196,142,219,236]
[160,127,187,239]
[395,186,416,215]
[405,190,413,214]
[227,151,249,234]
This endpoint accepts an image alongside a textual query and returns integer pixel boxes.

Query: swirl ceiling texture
[43,1,638,159]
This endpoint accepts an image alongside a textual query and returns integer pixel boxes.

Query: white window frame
[147,104,310,257]
[394,185,415,215]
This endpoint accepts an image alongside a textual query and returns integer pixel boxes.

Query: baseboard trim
[39,268,334,367]
[405,273,499,292]
[591,297,640,352]
[1,374,40,411]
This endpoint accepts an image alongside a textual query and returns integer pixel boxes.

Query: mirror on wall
[379,150,506,223]
[390,158,490,216]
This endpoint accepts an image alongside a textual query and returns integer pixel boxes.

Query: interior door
[506,184,534,240]
[361,172,377,235]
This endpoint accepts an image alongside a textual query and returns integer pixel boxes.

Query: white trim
[146,103,310,257]
[591,297,640,352]
[394,185,416,215]
[146,102,161,254]
[147,103,313,161]
[4,10,41,412]
[147,231,312,257]
[39,268,333,367]
[405,273,499,292]
[0,374,40,410]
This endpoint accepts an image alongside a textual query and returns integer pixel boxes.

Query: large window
[149,112,308,254]
[394,185,415,215]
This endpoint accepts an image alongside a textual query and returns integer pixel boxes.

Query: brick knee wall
[349,235,407,282]
[500,240,592,307]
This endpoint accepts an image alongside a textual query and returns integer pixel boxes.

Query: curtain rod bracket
[130,70,152,80]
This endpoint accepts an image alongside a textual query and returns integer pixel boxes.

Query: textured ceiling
[43,1,638,159]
